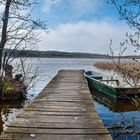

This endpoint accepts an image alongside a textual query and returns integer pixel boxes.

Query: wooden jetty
[0,70,112,140]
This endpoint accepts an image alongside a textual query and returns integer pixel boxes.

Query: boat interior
[85,71,120,87]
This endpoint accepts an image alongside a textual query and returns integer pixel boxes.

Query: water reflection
[90,88,140,112]
[0,100,26,134]
[89,86,140,140]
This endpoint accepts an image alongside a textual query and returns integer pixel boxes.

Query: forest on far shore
[4,49,140,59]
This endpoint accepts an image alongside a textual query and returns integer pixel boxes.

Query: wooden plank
[13,117,102,123]
[33,100,93,104]
[24,107,95,112]
[30,102,90,107]
[17,115,100,121]
[45,96,91,99]
[5,128,109,134]
[27,104,89,109]
[32,99,93,103]
[19,111,99,116]
[0,134,112,140]
[26,106,95,112]
[8,122,105,129]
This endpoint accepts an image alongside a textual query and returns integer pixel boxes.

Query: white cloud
[71,0,100,15]
[42,0,100,15]
[38,20,133,54]
[42,0,62,13]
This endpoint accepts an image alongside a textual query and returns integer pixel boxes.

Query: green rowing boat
[84,71,140,99]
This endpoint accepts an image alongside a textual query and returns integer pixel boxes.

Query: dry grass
[94,62,140,86]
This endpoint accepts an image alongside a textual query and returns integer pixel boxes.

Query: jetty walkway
[0,70,112,140]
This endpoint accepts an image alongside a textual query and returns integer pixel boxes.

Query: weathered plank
[11,117,101,124]
[19,111,99,116]
[0,70,112,140]
[5,128,109,134]
[8,122,105,129]
[24,107,95,112]
[0,134,112,140]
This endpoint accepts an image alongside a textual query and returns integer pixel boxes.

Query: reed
[94,62,140,86]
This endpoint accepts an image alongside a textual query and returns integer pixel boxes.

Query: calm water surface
[1,58,140,140]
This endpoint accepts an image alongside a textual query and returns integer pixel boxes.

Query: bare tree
[106,1,140,84]
[0,0,47,99]
[108,0,140,51]
[108,0,140,29]
[0,0,47,73]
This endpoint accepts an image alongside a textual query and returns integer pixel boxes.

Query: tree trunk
[0,0,11,73]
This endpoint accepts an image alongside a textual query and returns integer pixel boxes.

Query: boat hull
[84,71,140,99]
[85,74,118,99]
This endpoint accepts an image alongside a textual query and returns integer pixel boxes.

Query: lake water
[1,58,140,140]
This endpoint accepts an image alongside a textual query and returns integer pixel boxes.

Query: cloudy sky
[34,0,134,54]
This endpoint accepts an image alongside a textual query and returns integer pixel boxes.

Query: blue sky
[37,0,120,28]
[35,0,134,54]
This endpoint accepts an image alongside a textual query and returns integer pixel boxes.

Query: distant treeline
[3,49,111,58]
[3,49,140,59]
